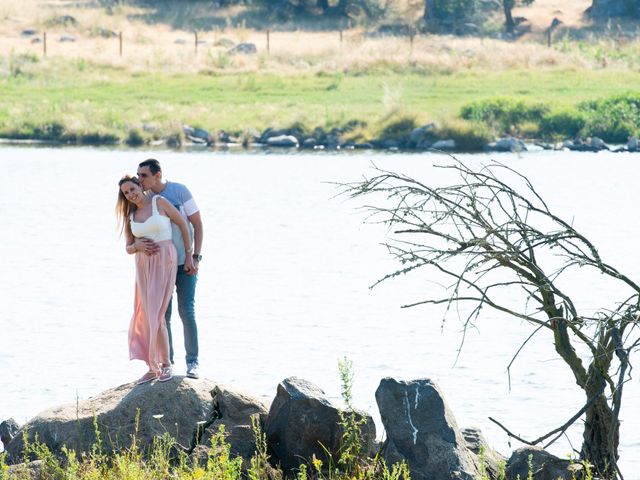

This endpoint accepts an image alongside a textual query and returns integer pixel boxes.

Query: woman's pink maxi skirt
[128,240,177,373]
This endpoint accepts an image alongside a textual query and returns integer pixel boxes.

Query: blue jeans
[165,265,198,365]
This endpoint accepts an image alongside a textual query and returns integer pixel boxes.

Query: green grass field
[2,58,639,143]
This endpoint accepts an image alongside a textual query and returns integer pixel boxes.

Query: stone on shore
[265,376,376,471]
[192,384,269,467]
[5,377,217,463]
[375,378,477,480]
[0,418,20,449]
[266,134,299,148]
[506,446,584,480]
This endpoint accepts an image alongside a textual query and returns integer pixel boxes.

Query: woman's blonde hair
[116,175,141,238]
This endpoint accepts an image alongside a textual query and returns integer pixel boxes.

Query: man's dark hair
[139,158,162,175]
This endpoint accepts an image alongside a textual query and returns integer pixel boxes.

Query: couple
[116,159,203,385]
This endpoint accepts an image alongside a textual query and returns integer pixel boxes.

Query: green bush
[435,119,493,151]
[539,108,586,139]
[460,98,549,134]
[378,115,417,141]
[578,93,640,143]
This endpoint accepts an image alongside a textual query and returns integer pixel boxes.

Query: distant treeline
[155,0,640,33]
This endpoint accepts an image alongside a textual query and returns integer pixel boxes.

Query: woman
[116,175,195,384]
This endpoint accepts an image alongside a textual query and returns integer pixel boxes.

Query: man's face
[137,166,158,191]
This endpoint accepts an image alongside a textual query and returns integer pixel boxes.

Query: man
[134,158,203,379]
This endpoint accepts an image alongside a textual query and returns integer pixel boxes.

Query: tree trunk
[582,396,619,477]
[503,0,515,32]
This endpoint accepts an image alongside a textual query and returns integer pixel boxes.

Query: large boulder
[461,427,506,480]
[6,377,217,463]
[265,377,375,471]
[266,135,299,148]
[485,137,527,153]
[375,378,477,480]
[506,446,583,480]
[1,418,20,449]
[193,385,269,467]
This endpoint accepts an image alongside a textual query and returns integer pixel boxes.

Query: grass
[1,0,640,146]
[1,63,639,144]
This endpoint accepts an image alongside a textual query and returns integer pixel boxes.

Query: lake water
[1,146,638,473]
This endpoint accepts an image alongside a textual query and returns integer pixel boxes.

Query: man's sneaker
[186,361,200,379]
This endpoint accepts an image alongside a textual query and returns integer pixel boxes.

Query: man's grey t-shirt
[156,181,199,266]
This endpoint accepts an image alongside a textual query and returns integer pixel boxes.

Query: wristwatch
[193,254,203,262]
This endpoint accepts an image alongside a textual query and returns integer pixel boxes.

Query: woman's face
[120,181,143,204]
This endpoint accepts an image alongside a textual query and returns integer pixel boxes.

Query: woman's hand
[184,254,196,275]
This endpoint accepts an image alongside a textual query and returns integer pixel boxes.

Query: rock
[31,38,42,44]
[174,38,187,44]
[265,377,376,471]
[228,43,257,55]
[628,136,638,152]
[266,135,299,148]
[432,139,457,150]
[375,378,477,480]
[382,139,400,149]
[5,377,217,463]
[6,460,44,479]
[59,35,75,42]
[194,385,269,467]
[214,38,235,48]
[461,427,506,480]
[183,125,213,145]
[486,137,527,152]
[21,29,37,36]
[409,123,436,147]
[46,15,78,27]
[506,446,583,480]
[590,136,609,150]
[354,142,374,149]
[302,138,317,149]
[93,27,117,38]
[167,134,182,148]
[1,418,20,449]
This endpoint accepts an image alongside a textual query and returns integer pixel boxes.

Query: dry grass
[0,0,638,77]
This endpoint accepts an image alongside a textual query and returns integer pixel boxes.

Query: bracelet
[186,247,193,254]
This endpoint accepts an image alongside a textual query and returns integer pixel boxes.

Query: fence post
[266,30,270,55]
[339,29,343,43]
[195,31,198,54]
[43,32,47,56]
[119,31,123,56]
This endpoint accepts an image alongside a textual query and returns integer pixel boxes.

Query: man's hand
[135,238,159,256]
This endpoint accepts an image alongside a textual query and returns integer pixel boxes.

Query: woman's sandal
[158,366,173,382]
[136,371,157,385]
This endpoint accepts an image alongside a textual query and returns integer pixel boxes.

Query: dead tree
[344,161,639,479]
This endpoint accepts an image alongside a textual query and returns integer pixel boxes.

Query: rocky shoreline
[2,123,639,154]
[2,376,584,480]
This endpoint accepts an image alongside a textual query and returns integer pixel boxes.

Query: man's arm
[188,210,203,268]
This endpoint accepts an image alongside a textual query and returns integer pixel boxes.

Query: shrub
[460,97,549,134]
[435,119,493,151]
[578,93,640,143]
[539,108,586,139]
[378,115,417,141]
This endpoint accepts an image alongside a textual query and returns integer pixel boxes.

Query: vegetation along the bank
[1,0,640,151]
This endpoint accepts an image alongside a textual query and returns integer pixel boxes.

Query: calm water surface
[0,146,638,472]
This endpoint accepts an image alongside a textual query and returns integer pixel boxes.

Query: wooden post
[409,32,414,55]
[339,29,343,43]
[43,32,47,56]
[119,31,123,56]
[547,29,551,47]
[266,30,270,55]
[195,32,199,54]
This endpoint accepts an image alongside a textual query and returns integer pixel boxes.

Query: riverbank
[2,66,640,152]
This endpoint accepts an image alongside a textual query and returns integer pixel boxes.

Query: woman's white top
[130,195,172,242]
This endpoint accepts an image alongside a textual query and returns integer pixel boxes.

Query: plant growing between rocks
[343,160,640,479]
